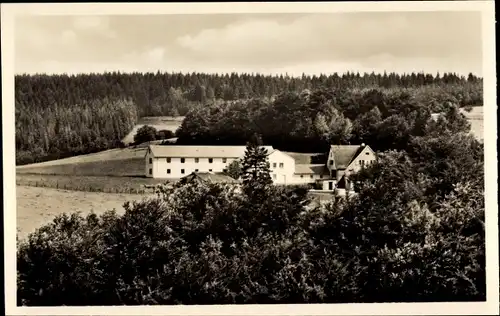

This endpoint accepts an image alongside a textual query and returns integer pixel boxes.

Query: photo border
[2,1,498,315]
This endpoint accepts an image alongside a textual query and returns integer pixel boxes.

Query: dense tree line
[17,116,484,304]
[16,98,137,165]
[176,87,475,153]
[16,71,481,164]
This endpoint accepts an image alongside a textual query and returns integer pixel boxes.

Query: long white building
[145,145,296,185]
[145,143,376,190]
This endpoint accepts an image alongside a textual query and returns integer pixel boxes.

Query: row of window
[148,168,213,175]
[272,162,284,168]
[149,157,228,164]
[299,174,323,179]
[359,159,374,167]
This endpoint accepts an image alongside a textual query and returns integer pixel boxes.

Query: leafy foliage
[133,125,157,145]
[176,86,476,153]
[224,159,242,180]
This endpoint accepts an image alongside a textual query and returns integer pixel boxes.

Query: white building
[288,143,377,192]
[145,145,297,185]
[145,143,376,190]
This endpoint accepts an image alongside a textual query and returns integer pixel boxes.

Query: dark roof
[330,145,365,169]
[181,172,240,184]
[149,145,274,158]
[284,152,326,164]
[294,164,330,175]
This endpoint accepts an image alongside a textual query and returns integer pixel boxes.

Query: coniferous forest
[15,71,482,164]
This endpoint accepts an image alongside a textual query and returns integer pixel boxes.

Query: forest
[15,71,482,164]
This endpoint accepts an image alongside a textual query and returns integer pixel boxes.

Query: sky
[14,11,483,77]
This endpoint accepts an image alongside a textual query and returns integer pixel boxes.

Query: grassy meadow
[16,186,148,241]
[121,116,184,145]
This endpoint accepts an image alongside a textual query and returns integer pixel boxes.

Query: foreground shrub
[17,135,485,305]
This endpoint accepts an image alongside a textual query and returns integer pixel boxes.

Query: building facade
[145,145,296,185]
[145,143,376,190]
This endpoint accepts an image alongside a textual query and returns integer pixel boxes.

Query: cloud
[72,16,104,30]
[176,12,481,68]
[14,12,483,76]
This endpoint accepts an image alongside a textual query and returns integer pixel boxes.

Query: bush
[156,129,175,140]
[17,133,485,305]
[133,125,157,145]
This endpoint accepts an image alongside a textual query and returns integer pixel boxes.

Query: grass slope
[121,116,184,145]
[16,185,148,241]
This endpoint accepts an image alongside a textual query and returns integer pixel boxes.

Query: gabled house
[325,143,377,191]
[145,143,376,194]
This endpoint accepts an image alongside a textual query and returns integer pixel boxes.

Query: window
[149,168,152,175]
[195,158,199,163]
[209,158,213,163]
[166,158,171,163]
[167,169,171,174]
[149,158,152,164]
[329,160,333,166]
[273,163,277,168]
[181,158,185,163]
[195,169,199,172]
[181,169,185,174]
[300,175,304,178]
[365,152,370,155]
[222,158,227,163]
[272,174,277,180]
[279,163,284,168]
[209,169,212,172]
[310,175,313,179]
[360,160,365,167]
[319,175,323,179]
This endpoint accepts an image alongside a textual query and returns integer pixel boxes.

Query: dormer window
[329,160,333,166]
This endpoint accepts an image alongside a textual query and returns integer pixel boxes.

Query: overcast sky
[14,11,483,77]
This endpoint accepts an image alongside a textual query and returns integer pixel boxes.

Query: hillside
[16,186,148,241]
[121,116,184,145]
[17,106,484,176]
[15,71,483,165]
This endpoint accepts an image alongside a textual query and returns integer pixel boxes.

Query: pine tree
[240,134,273,199]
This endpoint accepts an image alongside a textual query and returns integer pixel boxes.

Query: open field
[17,146,148,177]
[121,116,185,145]
[462,106,484,141]
[16,185,148,241]
[16,173,169,194]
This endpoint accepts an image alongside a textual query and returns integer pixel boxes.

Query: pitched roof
[285,152,327,164]
[149,145,274,158]
[181,172,240,184]
[330,145,364,169]
[294,164,330,175]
